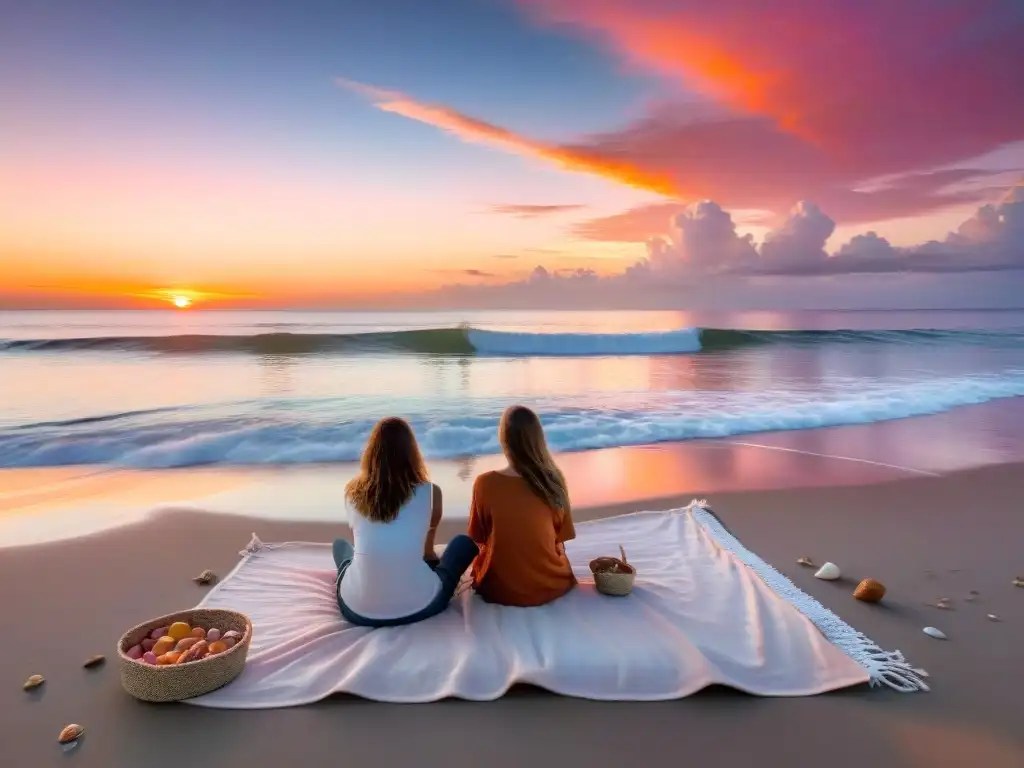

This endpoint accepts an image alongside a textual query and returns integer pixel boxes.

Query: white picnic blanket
[185,501,926,708]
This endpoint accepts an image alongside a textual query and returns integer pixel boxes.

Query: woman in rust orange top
[467,405,576,606]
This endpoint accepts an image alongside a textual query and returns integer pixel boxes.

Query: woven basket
[116,608,252,703]
[589,545,636,597]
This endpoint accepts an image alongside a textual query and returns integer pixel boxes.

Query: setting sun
[172,295,192,309]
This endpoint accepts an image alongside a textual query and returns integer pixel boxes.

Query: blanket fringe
[687,500,929,693]
[239,533,264,558]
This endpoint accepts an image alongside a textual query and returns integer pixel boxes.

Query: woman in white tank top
[332,418,479,627]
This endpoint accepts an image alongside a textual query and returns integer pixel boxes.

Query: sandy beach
[2,461,1022,767]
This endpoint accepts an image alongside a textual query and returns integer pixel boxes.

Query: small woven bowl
[589,545,636,597]
[116,608,252,703]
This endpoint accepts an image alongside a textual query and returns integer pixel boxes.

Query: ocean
[3,308,1024,472]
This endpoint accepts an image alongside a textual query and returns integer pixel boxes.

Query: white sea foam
[467,327,703,356]
[2,372,1022,468]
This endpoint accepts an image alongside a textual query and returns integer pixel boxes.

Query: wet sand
[0,431,960,548]
[2,463,1023,767]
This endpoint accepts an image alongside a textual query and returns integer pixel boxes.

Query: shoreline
[2,462,1023,766]
[6,396,1024,548]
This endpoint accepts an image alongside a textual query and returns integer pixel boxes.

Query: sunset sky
[2,0,1023,309]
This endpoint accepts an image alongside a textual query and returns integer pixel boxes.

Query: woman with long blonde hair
[467,405,576,606]
[333,417,478,626]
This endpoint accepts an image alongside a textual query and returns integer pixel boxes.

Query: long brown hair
[346,417,428,523]
[499,405,569,513]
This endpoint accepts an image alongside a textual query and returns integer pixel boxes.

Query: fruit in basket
[167,622,192,641]
[151,637,176,656]
[129,620,243,666]
[177,640,209,664]
[149,626,169,640]
[174,637,201,653]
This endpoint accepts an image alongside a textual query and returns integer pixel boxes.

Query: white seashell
[923,626,947,640]
[814,562,841,580]
[987,614,1001,622]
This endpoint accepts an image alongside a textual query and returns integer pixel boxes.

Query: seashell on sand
[193,569,217,585]
[987,614,1001,622]
[1013,577,1024,588]
[58,724,84,744]
[931,596,953,610]
[82,654,105,669]
[814,562,841,580]
[796,557,816,568]
[923,626,947,640]
[23,674,44,691]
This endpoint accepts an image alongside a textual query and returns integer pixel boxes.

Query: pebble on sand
[814,562,841,580]
[796,557,815,568]
[58,724,84,744]
[83,654,106,669]
[1013,577,1024,588]
[987,614,1002,622]
[23,674,44,690]
[923,626,948,640]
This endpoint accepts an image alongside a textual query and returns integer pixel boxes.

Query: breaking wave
[3,372,1023,468]
[1,326,1020,357]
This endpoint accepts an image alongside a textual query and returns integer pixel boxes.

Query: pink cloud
[516,0,1024,171]
[342,3,1022,236]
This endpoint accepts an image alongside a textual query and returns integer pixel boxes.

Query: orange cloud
[514,0,1024,158]
[341,2,1022,239]
[341,76,1009,236]
[336,78,676,196]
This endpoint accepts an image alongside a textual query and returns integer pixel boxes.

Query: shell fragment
[923,626,947,640]
[193,569,217,584]
[58,724,84,744]
[23,674,44,691]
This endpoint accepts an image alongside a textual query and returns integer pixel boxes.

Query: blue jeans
[333,534,479,627]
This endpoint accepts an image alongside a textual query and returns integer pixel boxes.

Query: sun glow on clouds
[342,0,1023,246]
